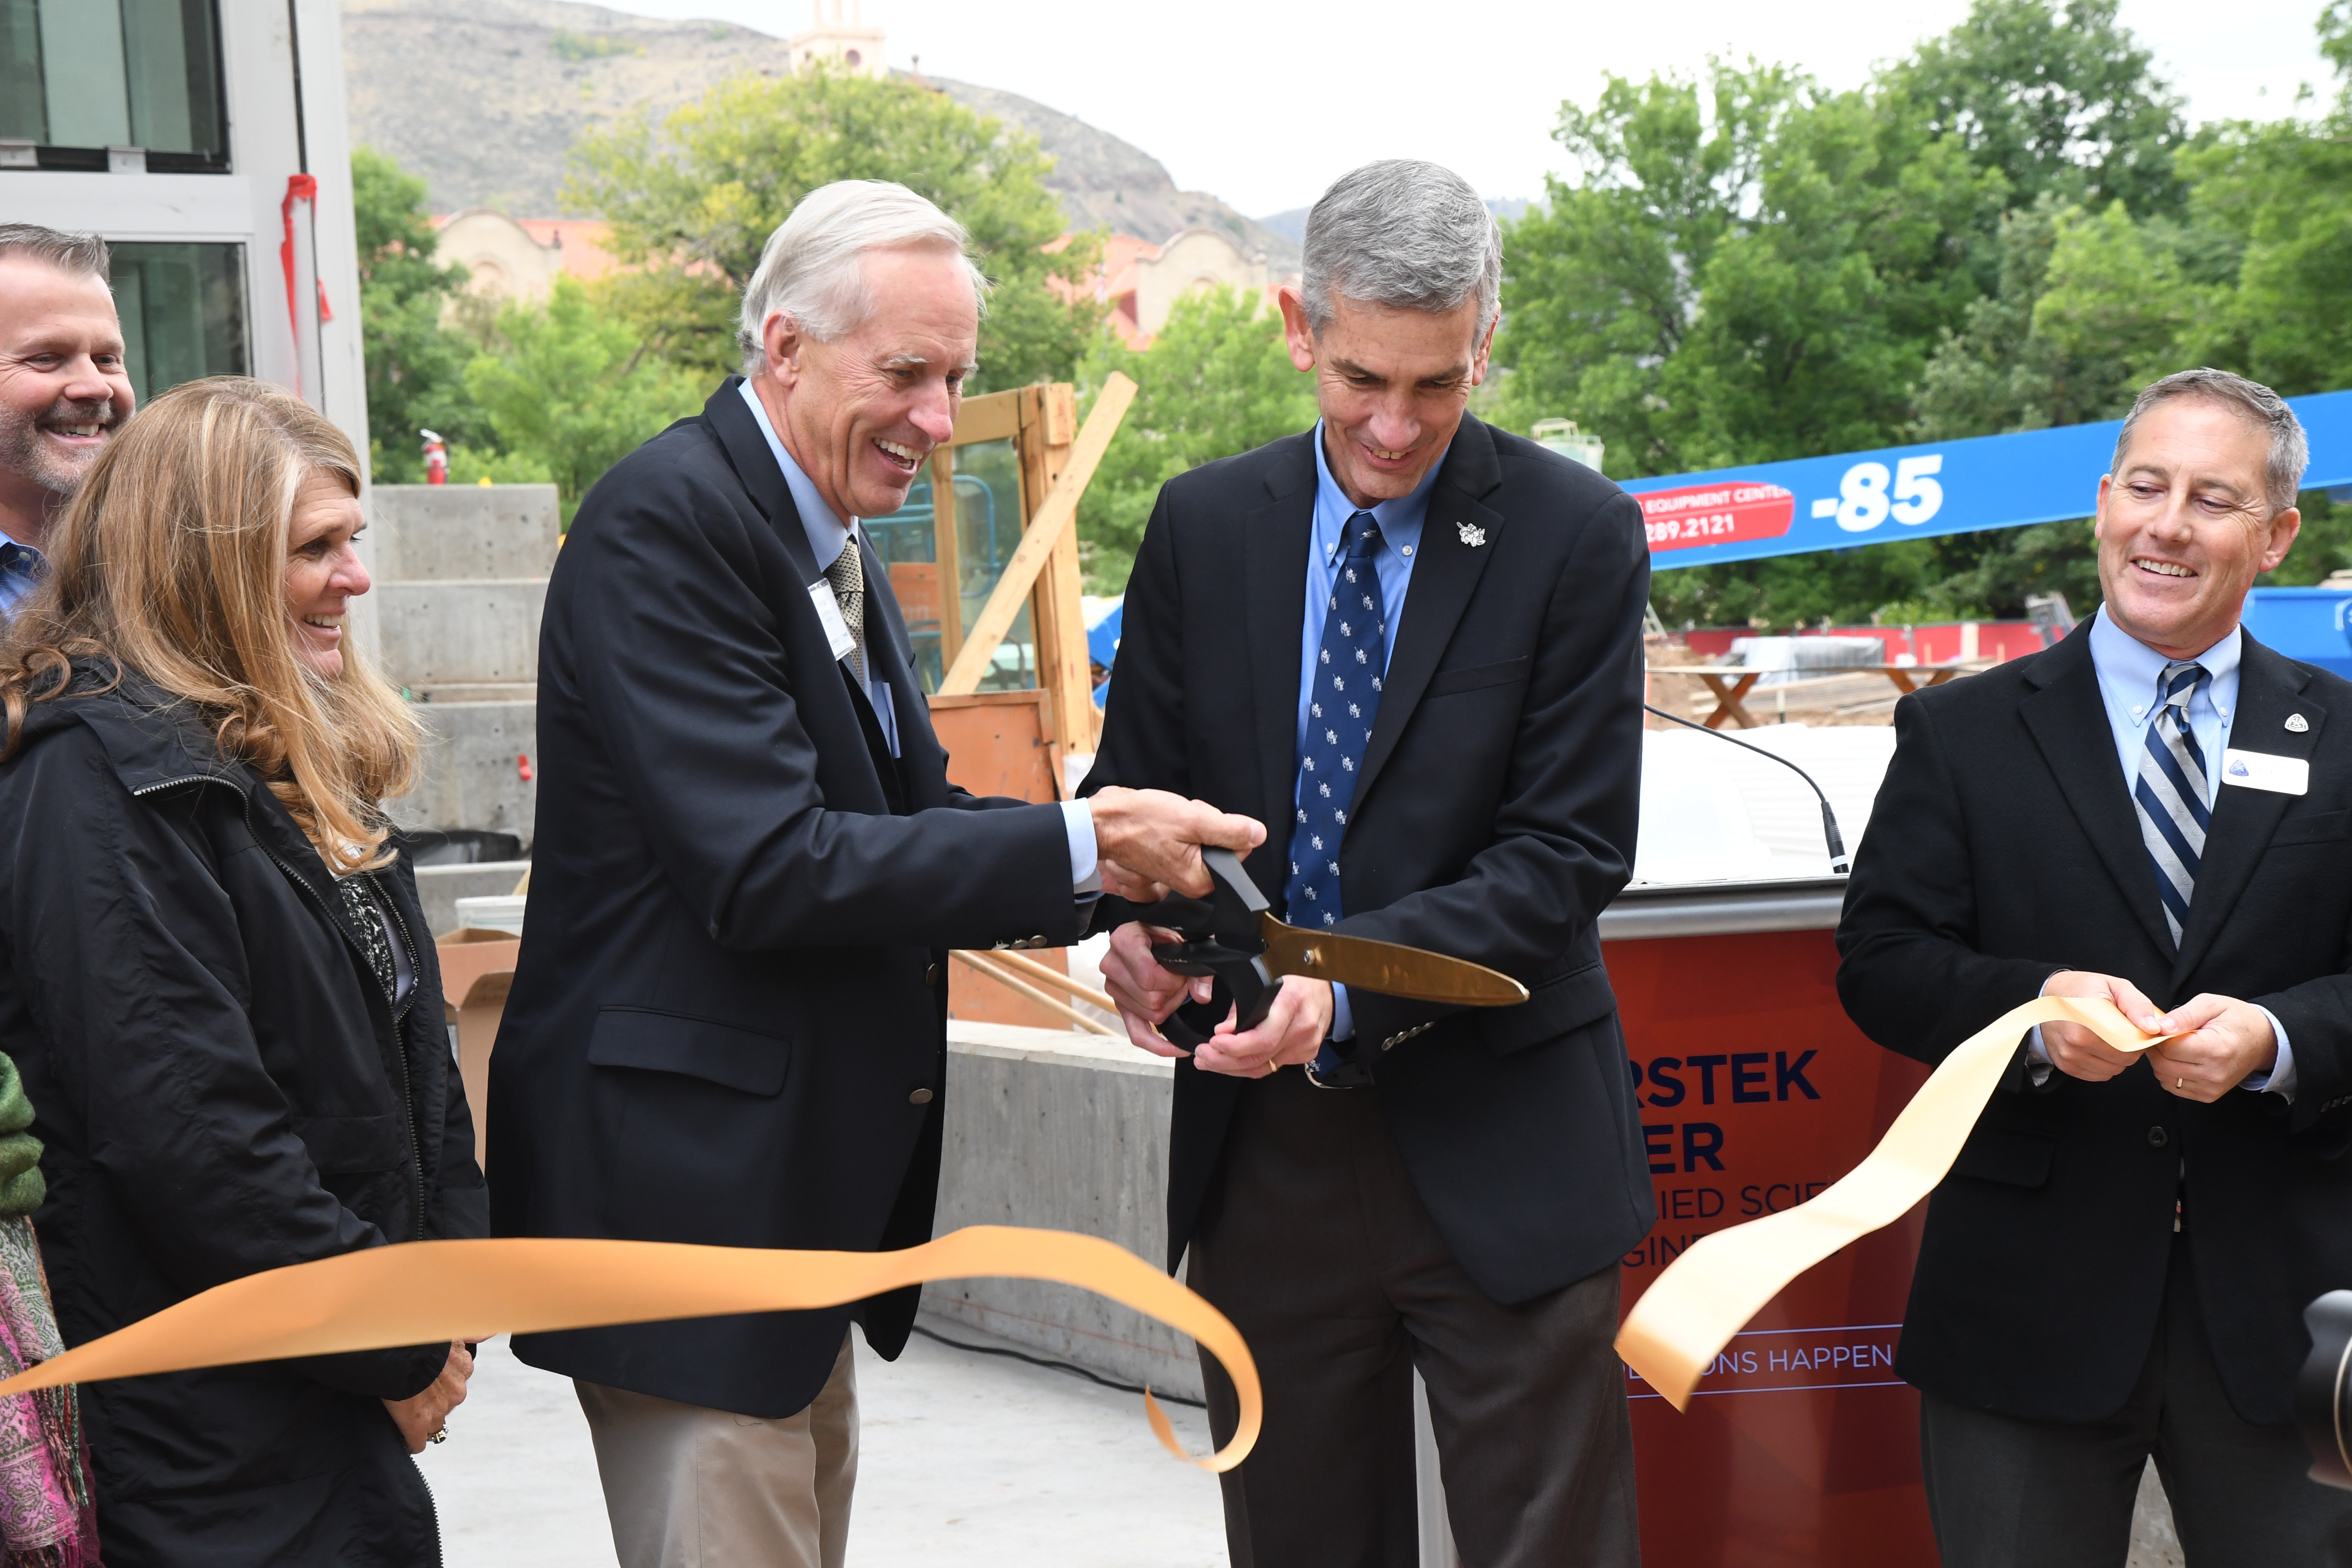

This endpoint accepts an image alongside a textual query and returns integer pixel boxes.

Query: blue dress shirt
[1297,421,1450,1041]
[2025,607,2295,1098]
[736,381,1097,888]
[0,533,45,618]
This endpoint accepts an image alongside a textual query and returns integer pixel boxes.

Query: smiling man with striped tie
[1838,368,2352,1568]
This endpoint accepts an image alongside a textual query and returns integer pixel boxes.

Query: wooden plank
[988,946,1116,1013]
[1029,384,1095,755]
[929,444,962,672]
[1011,385,1096,767]
[937,372,1137,697]
[951,389,1022,445]
[950,949,1116,1036]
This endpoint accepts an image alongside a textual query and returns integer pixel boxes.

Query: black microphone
[1644,704,1851,874]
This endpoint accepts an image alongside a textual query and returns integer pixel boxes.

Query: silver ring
[428,1426,448,1445]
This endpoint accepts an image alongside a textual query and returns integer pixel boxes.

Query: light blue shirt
[1298,422,1448,1041]
[737,381,1097,887]
[2027,607,2294,1098]
[0,531,44,617]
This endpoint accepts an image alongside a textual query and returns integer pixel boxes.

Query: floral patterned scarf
[0,1056,92,1567]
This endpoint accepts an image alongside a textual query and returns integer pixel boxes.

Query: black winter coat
[0,670,487,1565]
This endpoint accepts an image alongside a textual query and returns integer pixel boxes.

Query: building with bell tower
[790,1,887,78]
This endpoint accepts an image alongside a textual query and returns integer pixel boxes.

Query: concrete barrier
[370,485,560,581]
[387,701,539,845]
[376,581,546,689]
[926,1021,1201,1402]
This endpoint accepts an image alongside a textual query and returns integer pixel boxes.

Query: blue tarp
[1617,389,2352,572]
[2241,587,2352,678]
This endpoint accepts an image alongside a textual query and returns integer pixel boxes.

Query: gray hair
[0,224,109,282]
[736,180,987,375]
[1300,160,1500,339]
[2115,367,2308,516]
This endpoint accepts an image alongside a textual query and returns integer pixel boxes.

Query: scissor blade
[1258,917,1529,1007]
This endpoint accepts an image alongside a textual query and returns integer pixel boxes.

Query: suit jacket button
[925,963,940,986]
[2147,1126,2168,1148]
[909,1088,935,1105]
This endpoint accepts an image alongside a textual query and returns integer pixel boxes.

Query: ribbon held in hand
[0,1226,1261,1471]
[1615,994,2176,1409]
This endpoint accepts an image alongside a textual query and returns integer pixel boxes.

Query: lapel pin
[1457,521,1487,548]
[2287,713,2311,732]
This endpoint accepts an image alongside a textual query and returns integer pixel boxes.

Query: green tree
[351,147,491,481]
[1491,62,2003,480]
[2178,124,2352,398]
[1494,0,2212,628]
[1074,287,1319,592]
[566,66,1101,390]
[1882,0,2189,217]
[1915,196,2203,440]
[462,277,704,516]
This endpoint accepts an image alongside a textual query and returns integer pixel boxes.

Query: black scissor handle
[1145,849,1276,1049]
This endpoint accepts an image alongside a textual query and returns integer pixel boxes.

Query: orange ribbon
[1616,995,2175,1408]
[0,1226,1258,1470]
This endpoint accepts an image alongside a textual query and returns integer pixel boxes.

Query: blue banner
[1617,388,2352,571]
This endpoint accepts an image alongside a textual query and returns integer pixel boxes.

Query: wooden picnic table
[1647,663,1976,730]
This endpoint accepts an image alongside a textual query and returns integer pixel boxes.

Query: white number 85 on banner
[1810,454,1944,532]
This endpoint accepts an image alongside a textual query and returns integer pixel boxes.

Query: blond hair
[0,377,421,872]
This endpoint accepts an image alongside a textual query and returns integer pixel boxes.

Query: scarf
[0,1058,92,1567]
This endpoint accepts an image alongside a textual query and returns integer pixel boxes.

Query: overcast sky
[593,1,2337,218]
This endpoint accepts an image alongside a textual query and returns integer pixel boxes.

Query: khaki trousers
[576,1330,860,1568]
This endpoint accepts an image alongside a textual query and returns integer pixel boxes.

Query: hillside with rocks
[341,0,1296,264]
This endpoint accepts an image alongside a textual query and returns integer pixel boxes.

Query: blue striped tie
[2135,660,2210,946]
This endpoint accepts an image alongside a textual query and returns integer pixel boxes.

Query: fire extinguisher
[421,428,448,486]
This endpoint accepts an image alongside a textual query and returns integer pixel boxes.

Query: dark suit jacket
[490,380,1086,1418]
[1083,416,1657,1304]
[1837,621,2352,1427]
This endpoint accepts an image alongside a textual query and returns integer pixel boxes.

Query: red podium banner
[1605,927,1937,1568]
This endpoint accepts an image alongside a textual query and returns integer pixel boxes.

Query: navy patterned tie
[2136,660,2210,946]
[1285,512,1386,946]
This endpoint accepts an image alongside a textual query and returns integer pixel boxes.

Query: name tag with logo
[808,581,858,663]
[2220,749,2309,795]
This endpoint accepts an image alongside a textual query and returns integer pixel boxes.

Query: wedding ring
[2177,1077,2184,1089]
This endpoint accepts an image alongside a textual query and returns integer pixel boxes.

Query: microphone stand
[1644,704,1851,874]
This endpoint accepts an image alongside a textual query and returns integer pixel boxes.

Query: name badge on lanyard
[2219,749,2310,795]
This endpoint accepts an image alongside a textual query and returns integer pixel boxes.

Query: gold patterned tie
[825,535,866,683]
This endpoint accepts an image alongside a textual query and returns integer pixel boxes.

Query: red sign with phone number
[1639,481,1797,552]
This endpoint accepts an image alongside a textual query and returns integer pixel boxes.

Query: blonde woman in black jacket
[0,377,485,1565]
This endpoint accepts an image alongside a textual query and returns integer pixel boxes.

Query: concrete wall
[928,1022,1200,1402]
[372,485,552,839]
[388,702,539,847]
[370,485,560,582]
[377,582,546,688]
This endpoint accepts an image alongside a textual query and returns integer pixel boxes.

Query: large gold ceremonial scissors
[1147,849,1527,1048]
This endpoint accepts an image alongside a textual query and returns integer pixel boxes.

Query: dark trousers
[1191,1066,1639,1568]
[1921,1232,2352,1568]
